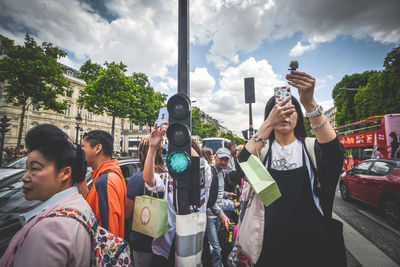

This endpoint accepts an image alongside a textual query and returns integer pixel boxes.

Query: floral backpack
[48,208,133,267]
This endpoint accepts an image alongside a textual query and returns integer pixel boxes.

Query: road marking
[333,212,399,267]
[358,209,400,236]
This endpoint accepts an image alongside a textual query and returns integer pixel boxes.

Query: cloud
[290,41,317,57]
[190,0,400,64]
[190,57,284,134]
[2,0,399,76]
[0,0,178,77]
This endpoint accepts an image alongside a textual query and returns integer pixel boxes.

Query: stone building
[0,64,122,151]
[325,106,337,129]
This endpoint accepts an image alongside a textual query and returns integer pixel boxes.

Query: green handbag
[239,154,281,206]
[132,192,169,238]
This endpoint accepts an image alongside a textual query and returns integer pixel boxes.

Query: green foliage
[220,131,246,145]
[200,123,219,138]
[0,34,69,149]
[332,71,376,126]
[191,107,203,136]
[333,45,400,127]
[303,117,315,137]
[354,72,385,118]
[78,60,166,136]
[128,73,167,131]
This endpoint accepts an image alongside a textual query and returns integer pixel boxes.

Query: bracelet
[252,135,268,144]
[310,117,328,132]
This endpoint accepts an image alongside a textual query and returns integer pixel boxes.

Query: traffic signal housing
[0,115,11,135]
[166,93,192,179]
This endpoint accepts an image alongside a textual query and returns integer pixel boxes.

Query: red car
[340,158,400,227]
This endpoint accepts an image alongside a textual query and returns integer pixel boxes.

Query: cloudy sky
[1,0,399,136]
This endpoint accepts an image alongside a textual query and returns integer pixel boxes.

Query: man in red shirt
[81,130,126,238]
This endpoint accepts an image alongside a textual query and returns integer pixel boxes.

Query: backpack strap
[304,137,317,171]
[99,169,123,180]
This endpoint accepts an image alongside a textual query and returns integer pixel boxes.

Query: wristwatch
[305,105,324,118]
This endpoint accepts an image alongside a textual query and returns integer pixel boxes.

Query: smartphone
[274,86,292,107]
[156,107,169,127]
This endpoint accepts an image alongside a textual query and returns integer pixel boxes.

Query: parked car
[5,156,27,169]
[339,158,400,227]
[0,157,139,256]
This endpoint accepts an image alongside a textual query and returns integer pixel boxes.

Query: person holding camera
[236,70,346,266]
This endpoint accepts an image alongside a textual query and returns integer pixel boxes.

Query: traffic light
[0,115,11,135]
[166,93,192,179]
[242,129,249,140]
[166,93,194,214]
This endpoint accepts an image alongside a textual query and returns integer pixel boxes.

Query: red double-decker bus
[336,114,400,170]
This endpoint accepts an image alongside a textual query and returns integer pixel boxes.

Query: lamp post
[75,114,82,143]
[339,87,359,91]
[79,127,84,144]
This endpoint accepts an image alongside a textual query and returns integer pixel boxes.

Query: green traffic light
[167,152,189,173]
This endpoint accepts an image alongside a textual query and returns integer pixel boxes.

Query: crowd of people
[0,70,346,267]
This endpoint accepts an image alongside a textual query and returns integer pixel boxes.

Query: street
[333,184,400,267]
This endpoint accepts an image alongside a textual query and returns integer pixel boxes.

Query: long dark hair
[138,136,164,173]
[264,96,306,141]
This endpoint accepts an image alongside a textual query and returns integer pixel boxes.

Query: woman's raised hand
[266,97,296,127]
[286,71,316,110]
[149,122,166,148]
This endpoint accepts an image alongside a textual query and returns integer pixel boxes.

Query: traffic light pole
[169,1,205,266]
[178,0,189,97]
[249,103,254,138]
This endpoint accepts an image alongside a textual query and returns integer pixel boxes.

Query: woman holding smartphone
[236,71,346,266]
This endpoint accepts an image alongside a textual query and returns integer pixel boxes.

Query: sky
[1,0,399,137]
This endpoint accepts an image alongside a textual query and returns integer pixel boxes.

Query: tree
[381,45,400,114]
[332,71,376,126]
[303,117,315,137]
[128,73,167,131]
[199,123,219,139]
[220,131,246,145]
[191,107,203,136]
[333,45,400,127]
[0,34,69,150]
[78,61,138,137]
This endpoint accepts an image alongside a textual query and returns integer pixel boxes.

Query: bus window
[361,147,373,160]
[366,120,381,131]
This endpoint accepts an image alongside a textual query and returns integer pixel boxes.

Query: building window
[139,125,143,132]
[66,87,73,97]
[65,70,73,77]
[88,112,93,120]
[77,106,82,117]
[65,104,71,116]
[129,123,133,132]
[121,122,124,131]
[107,116,111,123]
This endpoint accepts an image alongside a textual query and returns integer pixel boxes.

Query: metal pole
[249,103,254,138]
[178,0,189,98]
[75,124,79,143]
